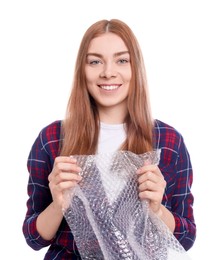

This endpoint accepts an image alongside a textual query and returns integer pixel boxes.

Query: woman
[22,19,196,259]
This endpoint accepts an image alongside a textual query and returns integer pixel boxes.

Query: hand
[137,161,166,216]
[48,156,82,210]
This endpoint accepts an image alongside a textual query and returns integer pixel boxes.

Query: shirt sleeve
[171,135,196,250]
[22,122,60,250]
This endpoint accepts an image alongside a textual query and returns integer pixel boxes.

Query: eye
[89,59,102,65]
[118,58,129,64]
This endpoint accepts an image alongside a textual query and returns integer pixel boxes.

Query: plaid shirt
[22,119,196,259]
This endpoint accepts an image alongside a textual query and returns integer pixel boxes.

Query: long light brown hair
[60,19,154,156]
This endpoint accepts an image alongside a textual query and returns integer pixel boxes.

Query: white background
[0,0,222,259]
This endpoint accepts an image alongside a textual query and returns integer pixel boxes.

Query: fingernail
[69,156,77,162]
[136,169,141,174]
[144,160,150,165]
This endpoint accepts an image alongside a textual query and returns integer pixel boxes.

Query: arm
[22,127,58,250]
[36,156,82,241]
[138,120,196,251]
[137,162,176,232]
[22,121,81,250]
[137,140,196,250]
[171,135,196,250]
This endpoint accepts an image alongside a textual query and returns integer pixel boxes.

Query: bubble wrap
[63,151,191,260]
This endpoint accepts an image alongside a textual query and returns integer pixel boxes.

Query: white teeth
[100,85,119,90]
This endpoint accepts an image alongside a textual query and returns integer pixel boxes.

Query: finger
[48,163,82,182]
[137,164,157,174]
[54,156,77,164]
[54,156,79,171]
[138,190,156,201]
[54,172,82,184]
[138,171,159,184]
[137,164,163,179]
[138,189,164,202]
[56,163,82,174]
[138,180,157,192]
[50,179,79,193]
[54,156,80,169]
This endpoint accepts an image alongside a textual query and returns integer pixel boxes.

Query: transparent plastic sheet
[63,150,191,260]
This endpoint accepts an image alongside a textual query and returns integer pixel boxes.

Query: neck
[98,105,127,125]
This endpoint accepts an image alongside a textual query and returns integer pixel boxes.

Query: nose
[99,63,117,78]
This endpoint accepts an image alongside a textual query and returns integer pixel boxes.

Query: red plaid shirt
[22,119,196,259]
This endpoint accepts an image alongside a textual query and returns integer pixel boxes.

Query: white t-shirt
[96,122,127,204]
[97,122,126,154]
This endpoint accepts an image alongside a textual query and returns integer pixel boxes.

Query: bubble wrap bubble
[63,150,191,260]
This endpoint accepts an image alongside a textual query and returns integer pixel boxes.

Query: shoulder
[41,120,62,135]
[28,120,63,161]
[154,119,184,149]
[154,119,182,137]
[38,120,62,144]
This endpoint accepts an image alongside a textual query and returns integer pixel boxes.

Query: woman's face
[85,32,132,116]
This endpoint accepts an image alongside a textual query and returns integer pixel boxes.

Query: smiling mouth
[98,85,121,90]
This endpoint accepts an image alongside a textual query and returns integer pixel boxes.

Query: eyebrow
[86,51,130,58]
